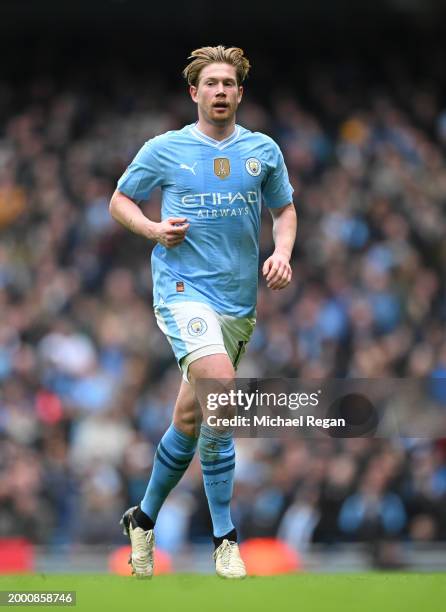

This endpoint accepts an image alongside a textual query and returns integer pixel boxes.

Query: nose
[216,82,225,95]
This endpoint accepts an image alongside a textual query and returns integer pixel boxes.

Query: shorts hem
[180,344,227,382]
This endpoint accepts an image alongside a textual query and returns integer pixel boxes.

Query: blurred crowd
[1,49,446,565]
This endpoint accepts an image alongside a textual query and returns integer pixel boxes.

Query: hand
[153,217,190,248]
[262,251,292,290]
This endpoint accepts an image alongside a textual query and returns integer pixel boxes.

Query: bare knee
[188,354,236,426]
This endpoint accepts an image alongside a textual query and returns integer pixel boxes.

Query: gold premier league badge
[214,158,231,179]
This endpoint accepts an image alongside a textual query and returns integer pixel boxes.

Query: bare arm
[262,202,297,290]
[270,202,297,259]
[109,189,189,248]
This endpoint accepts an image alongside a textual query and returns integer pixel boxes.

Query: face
[190,62,243,126]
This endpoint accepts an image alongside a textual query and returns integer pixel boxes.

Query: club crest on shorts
[245,157,262,176]
[214,158,230,179]
[187,317,208,336]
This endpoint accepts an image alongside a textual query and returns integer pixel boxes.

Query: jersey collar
[190,123,240,150]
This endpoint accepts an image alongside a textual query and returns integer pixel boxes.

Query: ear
[189,85,198,103]
[237,85,243,104]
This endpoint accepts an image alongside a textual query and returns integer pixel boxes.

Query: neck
[195,118,236,142]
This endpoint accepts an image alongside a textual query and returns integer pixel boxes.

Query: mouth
[213,101,229,111]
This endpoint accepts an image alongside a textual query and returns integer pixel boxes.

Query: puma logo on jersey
[180,162,197,175]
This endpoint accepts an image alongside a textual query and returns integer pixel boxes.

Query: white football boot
[120,506,155,579]
[213,539,247,579]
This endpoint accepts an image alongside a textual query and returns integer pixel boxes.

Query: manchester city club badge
[245,157,262,176]
[187,317,208,336]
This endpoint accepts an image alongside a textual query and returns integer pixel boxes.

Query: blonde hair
[182,45,251,87]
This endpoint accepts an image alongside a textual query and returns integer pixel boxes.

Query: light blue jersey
[117,123,294,317]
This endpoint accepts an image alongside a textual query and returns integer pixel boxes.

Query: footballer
[109,45,297,578]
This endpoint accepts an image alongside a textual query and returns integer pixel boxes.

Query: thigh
[188,353,236,427]
[188,352,235,382]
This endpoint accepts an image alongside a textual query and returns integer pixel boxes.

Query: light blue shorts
[154,301,256,381]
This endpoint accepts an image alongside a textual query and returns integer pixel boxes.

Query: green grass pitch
[0,574,444,612]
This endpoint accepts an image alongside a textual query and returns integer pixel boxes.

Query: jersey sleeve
[117,138,165,203]
[261,141,294,209]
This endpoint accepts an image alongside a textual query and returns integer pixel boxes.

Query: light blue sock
[199,425,235,538]
[141,424,197,522]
